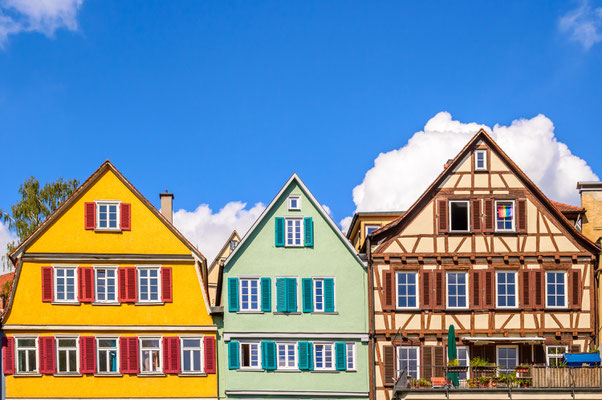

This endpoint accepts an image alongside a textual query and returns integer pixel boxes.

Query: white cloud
[173,201,266,263]
[559,0,602,50]
[0,0,83,46]
[347,112,598,223]
[0,221,17,271]
[340,216,353,235]
[321,204,332,217]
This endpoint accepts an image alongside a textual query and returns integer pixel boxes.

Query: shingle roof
[551,201,585,213]
[0,272,15,287]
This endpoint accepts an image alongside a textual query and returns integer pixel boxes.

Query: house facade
[217,174,370,399]
[368,130,599,399]
[2,162,217,400]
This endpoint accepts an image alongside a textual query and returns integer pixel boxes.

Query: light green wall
[217,179,369,399]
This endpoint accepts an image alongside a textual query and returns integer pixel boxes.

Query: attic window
[449,200,470,232]
[229,240,239,250]
[474,150,487,171]
[288,195,301,211]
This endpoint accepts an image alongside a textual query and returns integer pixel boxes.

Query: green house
[216,174,369,399]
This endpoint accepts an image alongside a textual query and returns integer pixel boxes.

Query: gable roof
[552,201,585,214]
[371,129,600,255]
[224,173,364,267]
[9,160,206,264]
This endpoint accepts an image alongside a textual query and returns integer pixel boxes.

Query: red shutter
[517,199,527,233]
[434,270,446,310]
[483,270,495,309]
[41,266,53,302]
[128,336,139,373]
[570,269,582,310]
[119,337,129,373]
[382,270,395,311]
[120,203,131,231]
[163,337,180,373]
[471,199,482,232]
[204,336,216,373]
[520,270,532,309]
[39,336,56,374]
[421,270,432,310]
[85,202,96,230]
[470,270,482,310]
[483,199,494,232]
[533,270,544,310]
[78,267,94,302]
[118,268,127,302]
[3,337,15,375]
[127,267,137,302]
[80,336,96,373]
[437,199,448,233]
[161,267,173,303]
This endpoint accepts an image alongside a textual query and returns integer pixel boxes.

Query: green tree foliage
[1,177,79,269]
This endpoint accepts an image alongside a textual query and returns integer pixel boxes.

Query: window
[314,343,334,370]
[397,346,419,379]
[495,200,515,231]
[97,338,118,373]
[474,150,487,171]
[396,272,418,309]
[447,272,468,309]
[239,278,260,311]
[285,217,303,246]
[56,337,78,373]
[240,342,260,369]
[138,267,160,303]
[449,201,470,232]
[140,338,162,373]
[181,337,203,373]
[546,345,568,367]
[456,346,469,380]
[16,337,37,373]
[95,267,117,303]
[365,224,381,237]
[54,266,77,302]
[229,240,238,250]
[346,343,356,370]
[288,195,301,211]
[277,342,296,370]
[496,271,517,308]
[546,271,567,308]
[96,201,119,230]
[314,279,324,312]
[497,346,518,373]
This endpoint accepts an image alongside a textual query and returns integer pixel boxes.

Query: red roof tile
[551,201,585,213]
[0,272,14,287]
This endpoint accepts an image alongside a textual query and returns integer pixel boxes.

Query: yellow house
[2,161,217,400]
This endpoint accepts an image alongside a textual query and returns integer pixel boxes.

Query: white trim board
[4,324,217,332]
[223,332,369,342]
[225,390,369,397]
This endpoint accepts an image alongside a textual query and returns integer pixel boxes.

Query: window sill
[14,373,42,377]
[274,369,300,372]
[310,311,339,315]
[134,302,164,306]
[51,301,80,306]
[395,308,419,311]
[137,372,166,377]
[496,307,519,310]
[545,307,569,310]
[236,311,264,314]
[53,373,82,377]
[94,372,122,377]
[94,228,122,233]
[92,301,121,306]
[178,372,207,377]
[237,368,263,372]
[311,369,338,373]
[274,312,301,315]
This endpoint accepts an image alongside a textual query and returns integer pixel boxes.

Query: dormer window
[287,195,301,211]
[474,149,487,171]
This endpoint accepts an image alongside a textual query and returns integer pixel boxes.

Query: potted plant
[447,358,468,372]
[408,378,417,389]
[470,356,491,369]
[467,377,478,388]
[416,378,431,388]
[515,363,529,374]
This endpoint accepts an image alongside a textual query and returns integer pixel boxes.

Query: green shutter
[276,278,287,312]
[228,341,239,369]
[286,278,297,312]
[261,277,271,312]
[228,278,239,312]
[335,342,347,371]
[304,217,313,247]
[275,217,285,247]
[261,341,276,370]
[302,278,313,312]
[324,278,335,312]
[298,341,309,370]
[308,342,314,371]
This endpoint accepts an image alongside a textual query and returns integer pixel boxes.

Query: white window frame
[95,200,121,231]
[276,341,298,370]
[364,224,381,237]
[284,217,304,247]
[453,345,470,379]
[446,271,469,310]
[139,336,163,374]
[287,195,301,211]
[474,149,488,171]
[496,345,519,373]
[314,342,335,371]
[137,266,162,303]
[545,345,568,367]
[239,277,261,312]
[449,200,470,233]
[96,336,119,374]
[15,335,39,375]
[55,335,79,374]
[53,265,78,303]
[396,346,420,379]
[395,271,419,310]
[94,266,118,304]
[180,336,204,374]
[313,278,325,312]
[239,341,261,370]
[495,271,518,309]
[346,342,356,371]
[495,200,516,232]
[545,271,568,309]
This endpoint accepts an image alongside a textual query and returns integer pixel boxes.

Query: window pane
[450,202,469,231]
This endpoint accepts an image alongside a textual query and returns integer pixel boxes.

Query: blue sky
[1,1,602,259]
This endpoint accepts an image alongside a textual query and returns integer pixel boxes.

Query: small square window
[96,201,120,230]
[474,150,487,171]
[449,201,470,232]
[288,195,301,211]
[365,224,381,237]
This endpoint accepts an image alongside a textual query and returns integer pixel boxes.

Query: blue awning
[563,353,601,367]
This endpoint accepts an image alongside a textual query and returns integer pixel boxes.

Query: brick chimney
[160,191,174,224]
[577,182,602,244]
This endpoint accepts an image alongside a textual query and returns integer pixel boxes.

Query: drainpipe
[367,236,376,400]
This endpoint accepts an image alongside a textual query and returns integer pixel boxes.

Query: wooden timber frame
[365,130,600,400]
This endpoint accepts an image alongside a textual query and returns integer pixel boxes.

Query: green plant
[448,358,460,367]
[416,378,431,387]
[470,356,491,368]
[467,377,478,388]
